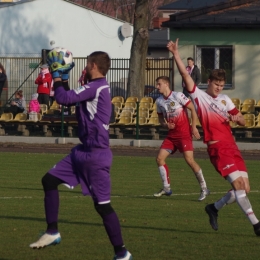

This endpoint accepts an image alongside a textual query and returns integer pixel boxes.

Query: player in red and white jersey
[167,39,260,236]
[153,76,210,201]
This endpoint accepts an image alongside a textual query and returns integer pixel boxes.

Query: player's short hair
[87,51,111,76]
[156,76,170,85]
[187,57,194,61]
[209,69,226,82]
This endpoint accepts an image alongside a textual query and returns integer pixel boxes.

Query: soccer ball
[50,47,73,65]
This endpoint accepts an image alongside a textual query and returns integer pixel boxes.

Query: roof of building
[0,0,34,8]
[162,0,260,28]
[159,0,230,10]
[148,28,169,48]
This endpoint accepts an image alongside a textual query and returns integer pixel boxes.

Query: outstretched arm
[167,39,194,92]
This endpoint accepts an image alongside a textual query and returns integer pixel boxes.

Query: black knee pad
[95,203,114,217]
[42,172,63,191]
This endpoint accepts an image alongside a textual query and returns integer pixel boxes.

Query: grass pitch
[0,152,260,260]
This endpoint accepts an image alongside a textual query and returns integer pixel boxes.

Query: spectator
[28,93,40,121]
[4,90,26,117]
[78,69,87,86]
[182,57,201,98]
[0,63,7,100]
[35,64,52,108]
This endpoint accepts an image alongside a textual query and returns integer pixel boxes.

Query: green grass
[1,152,260,260]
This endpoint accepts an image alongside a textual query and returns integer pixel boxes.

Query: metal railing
[0,56,173,104]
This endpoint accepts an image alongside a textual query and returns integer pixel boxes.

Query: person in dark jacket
[182,57,201,98]
[0,63,7,100]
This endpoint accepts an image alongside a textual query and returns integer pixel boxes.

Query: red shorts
[207,141,247,177]
[160,135,193,154]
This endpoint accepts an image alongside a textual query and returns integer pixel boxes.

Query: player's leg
[183,150,209,200]
[228,172,260,235]
[89,149,132,260]
[205,142,260,235]
[95,203,132,260]
[30,152,79,248]
[153,148,172,197]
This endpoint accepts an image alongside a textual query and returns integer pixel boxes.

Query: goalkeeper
[29,49,132,260]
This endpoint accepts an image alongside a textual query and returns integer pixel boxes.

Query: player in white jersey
[167,38,260,236]
[153,76,210,201]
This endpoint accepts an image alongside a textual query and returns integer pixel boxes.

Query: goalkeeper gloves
[47,49,75,80]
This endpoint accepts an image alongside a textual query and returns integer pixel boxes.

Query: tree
[69,0,173,27]
[127,0,149,98]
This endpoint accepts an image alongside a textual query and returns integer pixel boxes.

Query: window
[196,46,233,89]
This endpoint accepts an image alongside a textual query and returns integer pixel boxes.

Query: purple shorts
[49,144,112,203]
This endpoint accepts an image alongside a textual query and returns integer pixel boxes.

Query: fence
[0,57,174,106]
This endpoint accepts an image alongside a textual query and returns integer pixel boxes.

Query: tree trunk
[127,0,149,99]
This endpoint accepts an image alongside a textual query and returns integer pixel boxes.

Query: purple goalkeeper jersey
[55,78,111,149]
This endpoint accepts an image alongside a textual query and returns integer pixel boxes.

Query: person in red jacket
[35,64,52,108]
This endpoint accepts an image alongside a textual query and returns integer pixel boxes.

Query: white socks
[234,190,259,225]
[158,164,170,190]
[214,189,259,225]
[194,169,207,190]
[214,190,236,210]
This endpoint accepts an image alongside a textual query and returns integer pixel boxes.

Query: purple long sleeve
[54,78,111,149]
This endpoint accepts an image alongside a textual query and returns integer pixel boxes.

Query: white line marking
[1,190,259,199]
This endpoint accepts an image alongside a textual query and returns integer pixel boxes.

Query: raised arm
[167,39,195,92]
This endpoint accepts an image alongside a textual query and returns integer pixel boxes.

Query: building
[0,0,133,103]
[162,0,260,101]
[0,0,133,58]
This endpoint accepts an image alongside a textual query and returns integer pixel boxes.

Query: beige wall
[173,44,260,102]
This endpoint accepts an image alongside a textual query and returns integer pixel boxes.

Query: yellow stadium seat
[254,114,260,128]
[111,96,124,103]
[138,110,149,118]
[12,113,27,122]
[240,104,255,114]
[40,104,48,115]
[151,102,157,111]
[140,96,153,106]
[125,96,138,103]
[238,114,255,128]
[231,98,241,110]
[114,116,133,125]
[50,100,60,110]
[112,101,124,110]
[70,106,76,114]
[147,116,160,126]
[120,109,134,118]
[150,110,158,118]
[242,98,256,105]
[124,101,137,110]
[139,102,151,110]
[131,116,149,125]
[0,112,13,122]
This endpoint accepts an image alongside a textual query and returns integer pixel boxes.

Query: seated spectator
[28,93,40,121]
[4,90,26,117]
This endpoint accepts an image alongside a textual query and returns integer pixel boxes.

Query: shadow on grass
[0,186,82,194]
[0,215,213,234]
